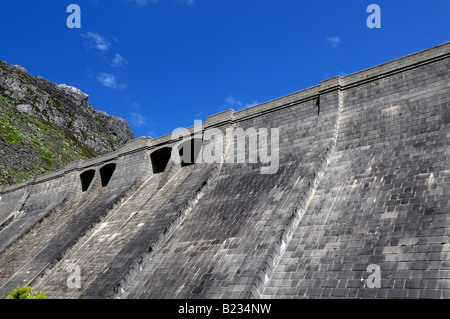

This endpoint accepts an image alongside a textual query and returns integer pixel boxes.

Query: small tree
[7,286,47,299]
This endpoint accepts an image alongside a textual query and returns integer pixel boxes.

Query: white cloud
[131,102,141,110]
[81,33,129,70]
[194,110,203,119]
[244,101,259,108]
[130,112,146,127]
[225,95,239,107]
[81,32,110,51]
[224,95,259,111]
[112,54,128,67]
[97,73,118,89]
[326,36,341,49]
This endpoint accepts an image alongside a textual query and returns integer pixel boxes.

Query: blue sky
[0,0,449,138]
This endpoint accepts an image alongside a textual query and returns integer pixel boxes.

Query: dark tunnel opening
[179,138,202,167]
[80,169,95,192]
[100,163,116,187]
[151,147,172,173]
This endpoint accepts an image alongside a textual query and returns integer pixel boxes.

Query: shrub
[7,286,47,299]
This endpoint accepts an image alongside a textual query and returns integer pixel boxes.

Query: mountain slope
[0,60,135,187]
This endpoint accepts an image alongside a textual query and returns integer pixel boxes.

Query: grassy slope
[0,95,102,187]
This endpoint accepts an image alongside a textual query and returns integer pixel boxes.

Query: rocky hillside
[0,60,135,187]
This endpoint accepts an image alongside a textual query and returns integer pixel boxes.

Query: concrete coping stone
[234,85,320,121]
[1,179,33,194]
[149,132,180,147]
[34,169,67,184]
[149,123,205,147]
[341,41,450,87]
[320,76,343,93]
[205,109,236,128]
[121,136,152,151]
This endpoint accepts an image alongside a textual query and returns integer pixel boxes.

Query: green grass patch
[7,286,47,299]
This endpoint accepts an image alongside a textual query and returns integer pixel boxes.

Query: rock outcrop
[0,60,134,187]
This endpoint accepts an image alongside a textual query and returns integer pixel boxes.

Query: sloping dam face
[0,42,449,299]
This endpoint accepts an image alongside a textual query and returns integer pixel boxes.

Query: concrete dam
[0,42,449,299]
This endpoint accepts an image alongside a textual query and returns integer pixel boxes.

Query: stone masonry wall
[0,42,448,299]
[261,45,450,299]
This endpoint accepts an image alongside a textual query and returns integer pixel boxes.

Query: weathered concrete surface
[0,169,81,255]
[120,86,341,299]
[0,42,449,299]
[0,142,152,296]
[261,50,450,299]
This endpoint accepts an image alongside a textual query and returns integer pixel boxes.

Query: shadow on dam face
[100,163,116,187]
[80,169,95,192]
[150,147,172,174]
[179,138,202,167]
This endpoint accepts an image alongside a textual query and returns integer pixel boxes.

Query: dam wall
[0,42,449,299]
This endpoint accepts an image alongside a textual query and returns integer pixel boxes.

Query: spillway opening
[80,169,95,192]
[179,138,202,167]
[151,147,172,173]
[100,163,116,187]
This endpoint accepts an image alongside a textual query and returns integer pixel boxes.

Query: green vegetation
[6,286,47,299]
[38,154,54,166]
[0,95,10,104]
[0,80,128,187]
[0,95,25,145]
[26,86,34,95]
[0,94,99,186]
[0,166,30,184]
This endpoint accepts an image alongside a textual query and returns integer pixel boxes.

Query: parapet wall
[0,42,449,299]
